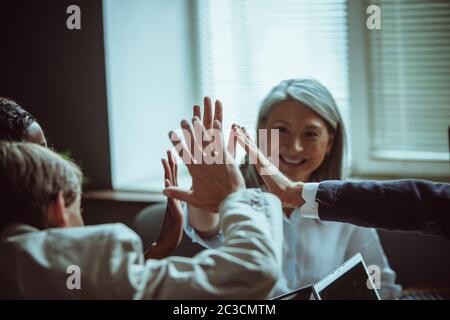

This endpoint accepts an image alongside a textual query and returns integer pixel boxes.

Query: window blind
[366,0,450,161]
[194,0,351,163]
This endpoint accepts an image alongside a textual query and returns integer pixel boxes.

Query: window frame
[347,0,449,179]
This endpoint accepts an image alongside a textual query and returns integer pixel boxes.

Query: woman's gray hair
[241,78,346,188]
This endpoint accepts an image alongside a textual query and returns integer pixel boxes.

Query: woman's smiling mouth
[279,154,308,166]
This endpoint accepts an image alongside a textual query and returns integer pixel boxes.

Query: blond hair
[0,142,82,231]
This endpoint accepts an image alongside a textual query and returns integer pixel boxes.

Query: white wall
[103,0,196,190]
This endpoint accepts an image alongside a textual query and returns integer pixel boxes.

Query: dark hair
[0,97,37,142]
[0,141,82,232]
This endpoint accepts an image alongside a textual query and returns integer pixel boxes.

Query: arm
[143,104,282,298]
[187,204,220,239]
[104,189,282,299]
[316,179,450,240]
[141,189,282,299]
[234,126,450,240]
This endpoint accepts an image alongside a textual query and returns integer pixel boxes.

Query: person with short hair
[181,81,401,299]
[0,112,282,299]
[0,97,47,146]
[0,96,185,260]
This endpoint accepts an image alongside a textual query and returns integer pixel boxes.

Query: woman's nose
[290,138,303,152]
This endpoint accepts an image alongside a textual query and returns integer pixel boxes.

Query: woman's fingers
[227,124,238,159]
[181,119,195,156]
[162,158,173,183]
[193,116,214,159]
[163,186,194,204]
[241,126,251,140]
[214,100,223,124]
[167,150,177,186]
[235,126,272,169]
[235,127,257,156]
[212,119,225,152]
[238,126,257,149]
[165,178,183,217]
[193,104,201,120]
[203,96,213,130]
[181,119,203,163]
[168,150,178,187]
[168,130,194,168]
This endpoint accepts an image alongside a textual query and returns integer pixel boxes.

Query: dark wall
[0,0,111,190]
[379,230,450,289]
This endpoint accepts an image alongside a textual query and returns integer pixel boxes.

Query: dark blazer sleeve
[316,179,450,240]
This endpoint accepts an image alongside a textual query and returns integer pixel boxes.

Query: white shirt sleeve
[0,190,283,299]
[183,203,224,249]
[133,189,283,299]
[299,182,320,219]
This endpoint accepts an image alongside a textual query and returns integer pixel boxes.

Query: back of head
[0,141,82,233]
[0,97,36,142]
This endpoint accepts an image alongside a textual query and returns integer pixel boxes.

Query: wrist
[144,242,161,260]
[284,182,304,208]
[188,205,220,236]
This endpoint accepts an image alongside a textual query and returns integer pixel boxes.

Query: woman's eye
[275,126,289,134]
[304,131,319,138]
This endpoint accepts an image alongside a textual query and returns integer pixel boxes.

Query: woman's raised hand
[233,124,304,208]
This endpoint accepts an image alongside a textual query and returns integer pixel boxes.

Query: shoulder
[44,223,142,249]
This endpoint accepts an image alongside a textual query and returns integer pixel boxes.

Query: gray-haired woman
[185,79,402,299]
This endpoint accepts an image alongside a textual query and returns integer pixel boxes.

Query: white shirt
[185,184,402,299]
[0,189,283,299]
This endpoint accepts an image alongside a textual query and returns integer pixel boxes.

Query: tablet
[272,285,314,300]
[312,253,381,300]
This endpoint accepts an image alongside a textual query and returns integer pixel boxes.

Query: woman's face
[261,100,334,182]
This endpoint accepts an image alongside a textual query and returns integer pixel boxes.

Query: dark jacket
[316,179,450,240]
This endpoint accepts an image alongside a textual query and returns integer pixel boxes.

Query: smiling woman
[261,101,335,183]
[185,79,403,300]
[242,78,345,187]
